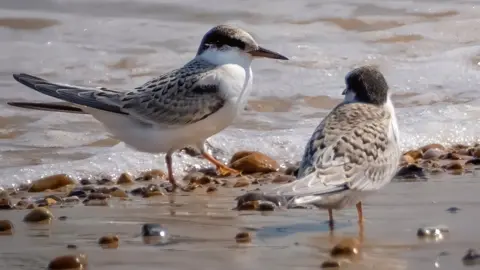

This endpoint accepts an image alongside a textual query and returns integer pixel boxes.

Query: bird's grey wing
[12,73,126,115]
[272,103,400,198]
[119,59,225,126]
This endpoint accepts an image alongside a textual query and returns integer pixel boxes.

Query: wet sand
[1,166,480,269]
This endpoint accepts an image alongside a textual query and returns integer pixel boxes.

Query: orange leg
[165,151,178,190]
[328,209,334,231]
[201,151,241,176]
[356,201,363,224]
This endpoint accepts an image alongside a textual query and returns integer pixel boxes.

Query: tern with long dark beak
[8,24,289,190]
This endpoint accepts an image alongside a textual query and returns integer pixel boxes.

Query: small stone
[0,220,14,235]
[183,172,212,185]
[28,174,75,192]
[58,216,67,220]
[130,187,146,196]
[0,197,13,210]
[446,207,460,213]
[442,152,462,160]
[284,163,300,177]
[400,154,415,164]
[237,200,259,210]
[110,188,128,198]
[98,235,119,249]
[258,201,276,211]
[80,185,96,193]
[271,174,296,184]
[15,200,29,209]
[394,164,427,180]
[420,143,445,153]
[443,161,464,171]
[96,177,114,185]
[79,179,92,185]
[462,249,480,266]
[233,177,251,188]
[64,196,80,204]
[466,158,480,166]
[321,260,340,269]
[47,254,87,269]
[403,150,422,160]
[472,148,480,158]
[235,232,251,243]
[143,184,165,197]
[66,244,77,249]
[116,173,134,185]
[229,151,279,174]
[23,207,54,223]
[206,186,217,193]
[181,183,201,192]
[137,169,166,181]
[423,148,445,160]
[87,193,111,200]
[141,223,168,238]
[44,197,58,206]
[83,199,109,206]
[330,238,360,258]
[417,226,449,239]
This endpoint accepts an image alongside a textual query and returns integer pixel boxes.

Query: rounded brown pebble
[229,151,279,174]
[79,179,92,185]
[47,254,87,270]
[330,238,360,258]
[110,188,128,198]
[233,177,251,188]
[98,235,119,249]
[0,197,13,210]
[403,150,422,160]
[235,232,251,243]
[420,143,445,153]
[400,154,415,165]
[138,169,166,181]
[237,200,259,211]
[23,207,54,223]
[15,200,29,209]
[423,148,445,160]
[206,186,217,193]
[28,174,75,192]
[96,177,114,185]
[444,161,464,171]
[321,260,340,269]
[0,220,14,235]
[271,174,295,184]
[87,193,111,200]
[116,173,134,185]
[83,199,109,206]
[443,152,462,160]
[183,172,212,185]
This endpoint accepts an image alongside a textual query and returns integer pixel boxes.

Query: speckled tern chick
[8,25,289,190]
[271,66,400,227]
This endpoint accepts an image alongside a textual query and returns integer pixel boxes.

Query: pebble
[403,150,423,160]
[137,169,166,181]
[15,200,29,209]
[472,147,480,158]
[258,201,276,211]
[420,143,446,152]
[229,151,279,174]
[423,148,445,160]
[417,226,449,239]
[98,235,119,249]
[143,184,165,198]
[58,216,68,220]
[64,196,81,204]
[233,177,251,188]
[446,207,461,213]
[28,174,75,192]
[0,220,14,235]
[83,199,109,206]
[66,244,77,249]
[117,172,134,185]
[141,223,169,245]
[235,232,251,243]
[183,172,212,185]
[465,158,480,165]
[87,193,111,200]
[206,186,217,193]
[271,174,295,184]
[110,188,129,198]
[236,192,287,210]
[79,179,93,185]
[283,163,299,177]
[96,177,115,185]
[462,249,480,266]
[47,254,87,270]
[321,260,340,269]
[330,238,360,258]
[23,207,54,223]
[394,164,427,180]
[0,197,13,210]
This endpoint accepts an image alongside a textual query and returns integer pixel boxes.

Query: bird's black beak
[341,88,348,95]
[249,46,289,60]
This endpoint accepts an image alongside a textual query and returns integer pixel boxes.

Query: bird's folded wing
[271,106,399,198]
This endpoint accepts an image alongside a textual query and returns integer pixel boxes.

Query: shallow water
[1,0,480,269]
